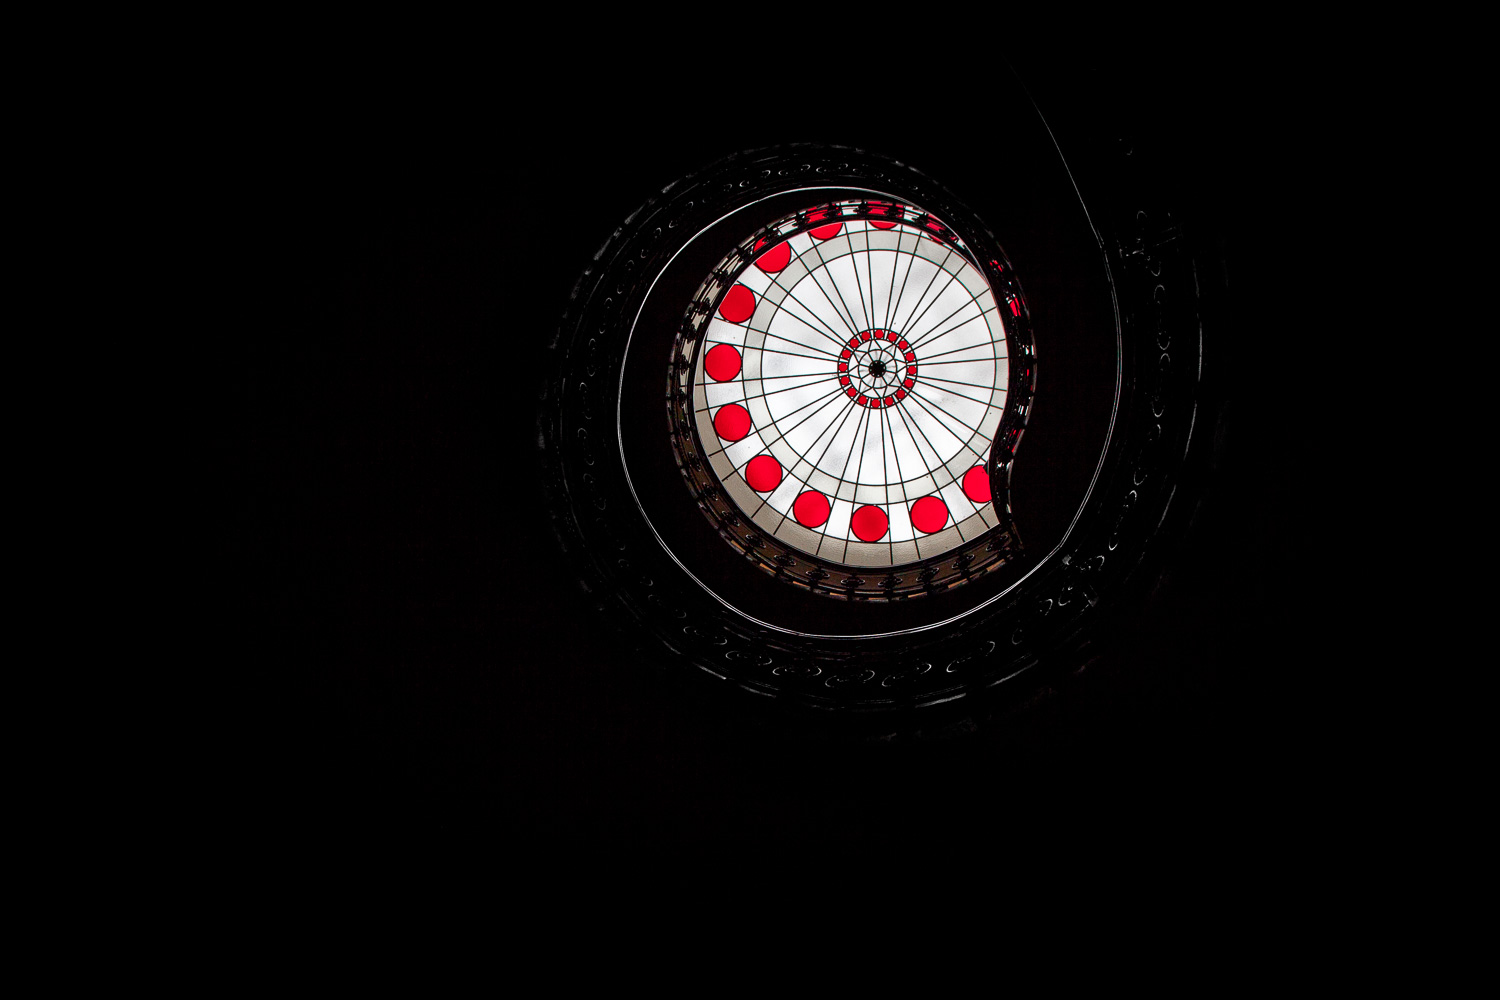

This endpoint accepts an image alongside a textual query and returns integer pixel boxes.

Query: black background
[241,47,1314,860]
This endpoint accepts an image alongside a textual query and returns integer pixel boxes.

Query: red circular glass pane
[793,490,830,528]
[810,222,843,241]
[755,241,791,273]
[714,403,751,442]
[744,454,783,492]
[718,284,756,323]
[962,465,992,503]
[910,495,949,534]
[704,343,742,382]
[870,219,897,230]
[851,505,888,542]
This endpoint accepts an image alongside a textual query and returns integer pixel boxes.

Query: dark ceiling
[239,46,1317,863]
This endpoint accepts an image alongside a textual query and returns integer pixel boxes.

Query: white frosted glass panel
[686,200,1016,569]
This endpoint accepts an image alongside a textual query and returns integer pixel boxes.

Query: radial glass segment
[684,200,1015,570]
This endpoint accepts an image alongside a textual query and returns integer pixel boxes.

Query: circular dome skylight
[669,198,1032,599]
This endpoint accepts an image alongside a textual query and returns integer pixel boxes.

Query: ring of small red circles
[700,225,995,545]
[838,330,917,408]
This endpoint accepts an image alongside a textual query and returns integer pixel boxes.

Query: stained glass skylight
[681,200,1015,570]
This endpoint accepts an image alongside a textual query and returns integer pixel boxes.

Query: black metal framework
[669,197,1036,601]
[540,134,1212,715]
